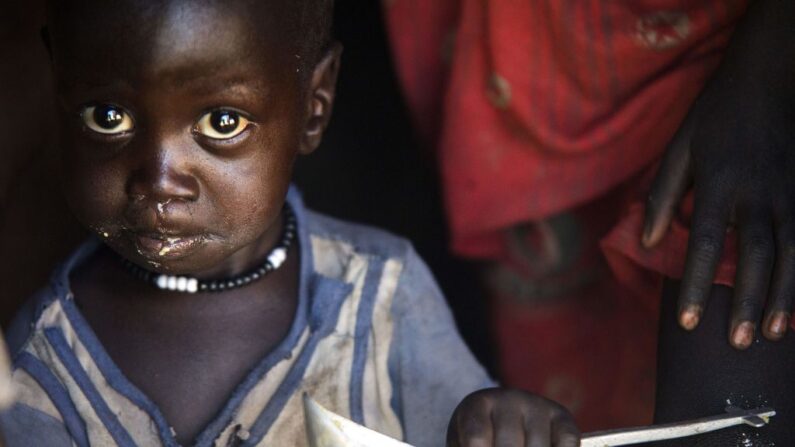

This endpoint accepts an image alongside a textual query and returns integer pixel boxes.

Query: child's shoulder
[302,207,442,315]
[304,208,415,262]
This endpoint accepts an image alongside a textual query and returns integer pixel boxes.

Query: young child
[0,1,580,446]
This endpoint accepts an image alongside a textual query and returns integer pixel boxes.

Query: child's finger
[522,412,551,447]
[492,403,525,447]
[762,214,795,340]
[0,331,14,410]
[447,397,494,447]
[550,416,579,447]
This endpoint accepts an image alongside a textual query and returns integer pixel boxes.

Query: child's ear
[300,42,342,155]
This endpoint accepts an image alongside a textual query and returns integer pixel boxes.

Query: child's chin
[113,234,220,274]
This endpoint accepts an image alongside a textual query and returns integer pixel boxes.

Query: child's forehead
[50,0,298,38]
[50,0,301,86]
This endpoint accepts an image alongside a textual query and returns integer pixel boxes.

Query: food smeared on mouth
[132,233,207,259]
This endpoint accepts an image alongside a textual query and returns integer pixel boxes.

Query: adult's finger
[643,109,697,248]
[678,190,731,330]
[730,209,774,349]
[763,214,795,340]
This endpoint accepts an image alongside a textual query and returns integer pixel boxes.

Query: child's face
[50,0,338,277]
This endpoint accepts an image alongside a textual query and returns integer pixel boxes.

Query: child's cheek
[213,161,290,246]
[62,154,128,237]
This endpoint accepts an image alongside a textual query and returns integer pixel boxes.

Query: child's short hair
[296,0,335,67]
[46,0,335,74]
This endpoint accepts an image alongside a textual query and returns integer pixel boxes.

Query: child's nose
[126,140,200,204]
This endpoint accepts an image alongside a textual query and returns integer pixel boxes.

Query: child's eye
[194,110,251,140]
[81,104,134,135]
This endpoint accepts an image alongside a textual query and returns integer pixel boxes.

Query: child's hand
[446,388,579,447]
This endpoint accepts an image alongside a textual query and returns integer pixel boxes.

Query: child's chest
[94,301,296,444]
[75,265,300,444]
[16,237,409,446]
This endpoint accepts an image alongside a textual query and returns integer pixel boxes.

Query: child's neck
[71,244,301,445]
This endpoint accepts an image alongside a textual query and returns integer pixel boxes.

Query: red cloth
[482,183,660,429]
[382,0,782,431]
[385,0,748,259]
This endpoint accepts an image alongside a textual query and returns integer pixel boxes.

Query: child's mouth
[132,233,206,259]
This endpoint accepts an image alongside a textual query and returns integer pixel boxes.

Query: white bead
[167,276,177,290]
[156,275,168,289]
[177,277,187,291]
[268,248,287,268]
[187,278,198,293]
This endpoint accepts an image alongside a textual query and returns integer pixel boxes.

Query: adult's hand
[642,0,794,349]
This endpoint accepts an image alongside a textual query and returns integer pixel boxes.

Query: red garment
[483,182,659,429]
[383,0,776,431]
[385,0,747,259]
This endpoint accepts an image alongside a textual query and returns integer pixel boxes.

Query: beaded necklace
[122,204,296,293]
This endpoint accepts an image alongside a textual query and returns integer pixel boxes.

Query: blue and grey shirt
[1,189,493,447]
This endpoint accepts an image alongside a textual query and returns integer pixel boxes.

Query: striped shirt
[1,188,493,447]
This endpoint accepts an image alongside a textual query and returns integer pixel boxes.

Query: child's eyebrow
[57,76,136,97]
[60,70,268,99]
[148,58,273,94]
[166,76,269,102]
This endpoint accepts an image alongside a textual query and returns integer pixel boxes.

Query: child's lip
[131,232,206,259]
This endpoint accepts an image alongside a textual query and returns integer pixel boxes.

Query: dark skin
[447,389,579,447]
[72,246,300,444]
[48,1,579,445]
[643,0,795,349]
[50,0,340,443]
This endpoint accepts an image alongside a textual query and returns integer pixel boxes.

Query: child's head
[46,0,340,277]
